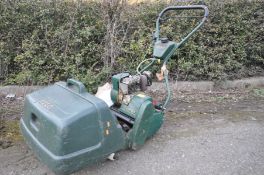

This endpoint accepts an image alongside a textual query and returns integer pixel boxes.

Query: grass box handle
[66,79,86,94]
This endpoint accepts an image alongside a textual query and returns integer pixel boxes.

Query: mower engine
[112,72,152,105]
[110,71,164,142]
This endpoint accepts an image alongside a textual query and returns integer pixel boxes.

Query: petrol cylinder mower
[20,5,208,174]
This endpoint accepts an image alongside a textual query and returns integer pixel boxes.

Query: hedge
[0,0,263,92]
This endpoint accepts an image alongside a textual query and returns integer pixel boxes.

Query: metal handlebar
[154,5,209,48]
[152,5,209,111]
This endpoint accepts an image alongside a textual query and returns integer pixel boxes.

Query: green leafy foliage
[0,0,263,91]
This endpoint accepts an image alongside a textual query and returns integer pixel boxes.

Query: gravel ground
[0,90,264,175]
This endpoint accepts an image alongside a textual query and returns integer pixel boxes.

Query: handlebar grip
[158,5,209,19]
[154,5,209,47]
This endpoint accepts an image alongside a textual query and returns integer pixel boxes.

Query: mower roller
[20,5,208,174]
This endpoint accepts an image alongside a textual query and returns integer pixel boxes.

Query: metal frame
[154,5,209,110]
[154,5,209,47]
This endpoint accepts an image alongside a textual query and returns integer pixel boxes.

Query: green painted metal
[153,5,209,109]
[111,74,164,150]
[125,94,164,150]
[153,40,177,60]
[161,69,171,110]
[20,80,126,175]
[111,73,130,104]
[119,94,152,119]
[154,5,209,49]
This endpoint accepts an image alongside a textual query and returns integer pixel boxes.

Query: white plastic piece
[95,83,114,107]
[107,153,115,161]
[5,93,16,99]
